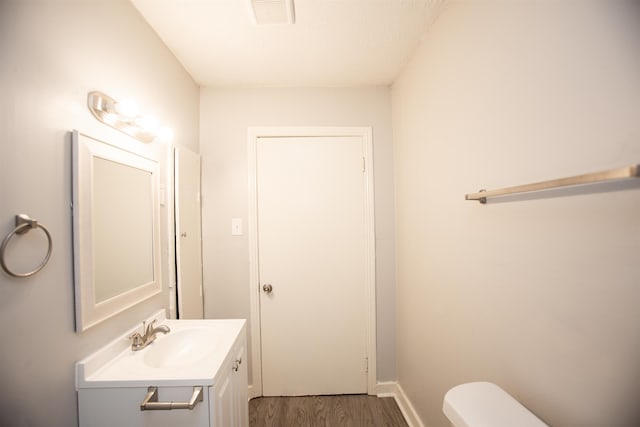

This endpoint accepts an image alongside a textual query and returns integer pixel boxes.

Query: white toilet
[443,382,548,427]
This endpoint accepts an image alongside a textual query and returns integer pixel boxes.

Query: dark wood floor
[249,395,409,427]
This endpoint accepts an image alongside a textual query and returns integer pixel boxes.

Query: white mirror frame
[72,130,162,331]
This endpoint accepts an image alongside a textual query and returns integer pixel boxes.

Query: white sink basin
[76,312,246,388]
[143,328,219,369]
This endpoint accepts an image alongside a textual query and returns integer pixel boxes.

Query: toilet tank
[443,382,548,427]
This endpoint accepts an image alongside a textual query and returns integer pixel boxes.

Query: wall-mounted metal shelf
[465,164,640,204]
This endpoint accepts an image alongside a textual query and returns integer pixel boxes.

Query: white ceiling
[130,0,443,88]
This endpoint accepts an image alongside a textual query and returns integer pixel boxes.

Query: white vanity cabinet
[76,315,248,427]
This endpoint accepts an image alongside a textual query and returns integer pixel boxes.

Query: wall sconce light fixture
[87,91,173,143]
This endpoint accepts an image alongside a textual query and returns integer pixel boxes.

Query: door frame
[247,126,377,398]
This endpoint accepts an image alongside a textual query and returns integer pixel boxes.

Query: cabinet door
[232,343,249,426]
[211,367,234,427]
[208,327,248,427]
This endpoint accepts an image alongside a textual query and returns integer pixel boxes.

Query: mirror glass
[72,131,162,331]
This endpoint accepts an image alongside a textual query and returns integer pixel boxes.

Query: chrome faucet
[129,319,170,351]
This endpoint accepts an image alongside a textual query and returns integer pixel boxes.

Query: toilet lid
[443,382,548,427]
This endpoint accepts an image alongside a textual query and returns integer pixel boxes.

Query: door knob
[262,284,273,294]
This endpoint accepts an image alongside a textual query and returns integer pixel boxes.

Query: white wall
[0,1,198,425]
[199,87,397,384]
[392,1,640,426]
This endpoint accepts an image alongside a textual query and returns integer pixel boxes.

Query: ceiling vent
[248,0,295,25]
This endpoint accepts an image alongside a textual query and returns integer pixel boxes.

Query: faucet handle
[129,331,144,349]
[145,319,157,335]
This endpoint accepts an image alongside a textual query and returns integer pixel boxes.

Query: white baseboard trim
[374,381,398,397]
[248,384,260,400]
[375,382,425,427]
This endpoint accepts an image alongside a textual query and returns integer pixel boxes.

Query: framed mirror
[72,130,162,331]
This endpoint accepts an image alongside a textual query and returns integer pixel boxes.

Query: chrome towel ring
[0,214,52,278]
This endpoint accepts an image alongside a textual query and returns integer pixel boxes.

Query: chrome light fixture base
[87,91,159,143]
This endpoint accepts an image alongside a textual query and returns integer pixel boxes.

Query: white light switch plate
[232,218,243,236]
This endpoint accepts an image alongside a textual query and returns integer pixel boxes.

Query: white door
[257,136,369,396]
[175,147,204,319]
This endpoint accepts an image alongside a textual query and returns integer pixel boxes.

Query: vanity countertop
[76,311,246,389]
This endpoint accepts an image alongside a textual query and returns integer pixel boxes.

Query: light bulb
[137,115,159,133]
[102,112,118,125]
[114,98,140,118]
